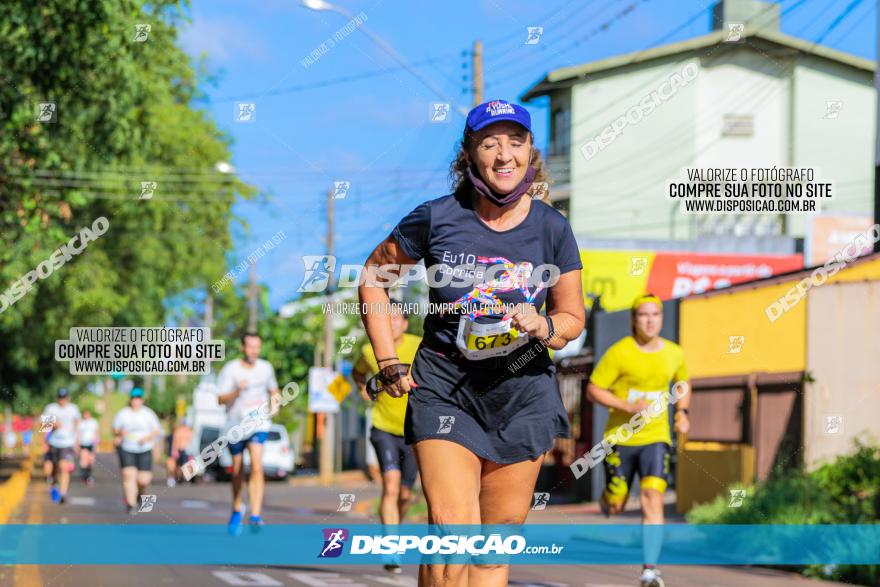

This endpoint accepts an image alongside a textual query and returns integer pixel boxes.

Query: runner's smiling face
[470,121,531,194]
[633,302,663,339]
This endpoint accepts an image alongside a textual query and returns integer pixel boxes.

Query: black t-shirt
[393,192,582,354]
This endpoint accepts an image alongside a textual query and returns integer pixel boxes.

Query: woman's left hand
[505,304,549,339]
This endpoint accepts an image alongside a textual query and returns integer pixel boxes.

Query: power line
[488,0,652,77]
[206,55,459,103]
[814,0,867,44]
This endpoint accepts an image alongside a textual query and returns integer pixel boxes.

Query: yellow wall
[827,255,880,283]
[680,282,807,378]
[580,250,653,311]
[679,256,880,378]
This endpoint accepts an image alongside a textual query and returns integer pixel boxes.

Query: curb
[0,454,34,524]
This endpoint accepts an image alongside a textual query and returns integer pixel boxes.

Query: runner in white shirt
[112,387,161,515]
[216,332,280,534]
[41,388,81,504]
[77,410,100,486]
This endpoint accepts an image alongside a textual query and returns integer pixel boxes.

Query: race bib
[455,315,529,360]
[627,389,666,404]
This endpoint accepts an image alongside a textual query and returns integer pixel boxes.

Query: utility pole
[247,263,258,332]
[205,293,213,331]
[473,40,484,106]
[874,5,880,252]
[320,188,335,485]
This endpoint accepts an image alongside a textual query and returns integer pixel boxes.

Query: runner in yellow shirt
[352,308,421,575]
[587,294,691,587]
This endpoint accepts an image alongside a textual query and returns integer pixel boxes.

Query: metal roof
[521,29,875,102]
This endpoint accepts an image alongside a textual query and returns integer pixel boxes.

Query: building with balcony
[523,0,876,244]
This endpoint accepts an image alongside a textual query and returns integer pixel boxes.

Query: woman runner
[359,99,585,586]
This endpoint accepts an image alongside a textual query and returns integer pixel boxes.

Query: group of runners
[40,386,164,513]
[35,99,689,587]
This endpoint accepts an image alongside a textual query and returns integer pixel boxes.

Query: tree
[0,0,254,406]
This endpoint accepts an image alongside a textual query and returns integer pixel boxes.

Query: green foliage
[0,1,253,404]
[687,440,880,586]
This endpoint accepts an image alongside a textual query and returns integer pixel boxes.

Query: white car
[218,424,295,480]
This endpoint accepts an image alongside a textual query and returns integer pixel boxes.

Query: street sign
[327,374,351,404]
[308,367,340,413]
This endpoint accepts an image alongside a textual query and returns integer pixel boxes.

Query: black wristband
[376,356,399,364]
[677,408,690,416]
[544,315,555,340]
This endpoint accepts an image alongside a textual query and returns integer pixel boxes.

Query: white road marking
[364,575,418,586]
[288,572,368,586]
[181,499,210,509]
[212,571,283,585]
[68,497,96,506]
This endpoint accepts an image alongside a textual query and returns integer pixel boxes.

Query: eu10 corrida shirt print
[392,193,582,361]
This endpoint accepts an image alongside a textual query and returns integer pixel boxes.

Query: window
[550,108,571,156]
[722,114,754,137]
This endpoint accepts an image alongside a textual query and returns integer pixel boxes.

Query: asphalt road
[2,453,850,587]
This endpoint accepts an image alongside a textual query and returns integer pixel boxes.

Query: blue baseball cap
[130,387,145,399]
[466,100,531,133]
[57,388,69,399]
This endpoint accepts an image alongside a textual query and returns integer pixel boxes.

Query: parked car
[218,424,295,481]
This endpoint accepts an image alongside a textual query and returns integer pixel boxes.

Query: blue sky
[179,0,876,308]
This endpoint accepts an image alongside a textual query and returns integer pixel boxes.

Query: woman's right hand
[379,363,417,399]
[384,373,416,398]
